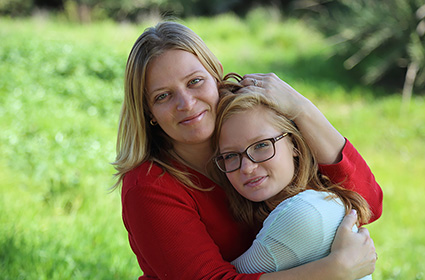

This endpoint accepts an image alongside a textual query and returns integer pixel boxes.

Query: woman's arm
[241,73,344,164]
[319,139,383,223]
[241,73,383,222]
[260,210,376,280]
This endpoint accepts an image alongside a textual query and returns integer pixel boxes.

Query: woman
[113,21,382,279]
[212,82,372,278]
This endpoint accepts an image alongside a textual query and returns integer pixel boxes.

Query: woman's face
[218,107,296,203]
[145,49,219,146]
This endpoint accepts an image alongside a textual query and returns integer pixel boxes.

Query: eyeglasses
[214,132,289,173]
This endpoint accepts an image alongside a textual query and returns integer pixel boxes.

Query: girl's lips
[244,176,267,188]
[179,110,206,125]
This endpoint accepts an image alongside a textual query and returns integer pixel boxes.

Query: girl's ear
[293,147,300,157]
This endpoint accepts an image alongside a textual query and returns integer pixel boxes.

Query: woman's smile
[179,110,207,125]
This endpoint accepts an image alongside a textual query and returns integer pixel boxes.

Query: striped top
[231,190,372,279]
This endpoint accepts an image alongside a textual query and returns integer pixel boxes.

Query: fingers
[331,209,377,278]
[240,73,278,87]
[358,226,377,273]
[240,75,262,87]
[339,209,358,232]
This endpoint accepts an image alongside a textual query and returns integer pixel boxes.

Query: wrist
[327,252,353,280]
[291,95,315,122]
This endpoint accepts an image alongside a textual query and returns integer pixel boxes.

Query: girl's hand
[331,210,377,279]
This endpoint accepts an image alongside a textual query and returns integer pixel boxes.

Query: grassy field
[1,11,424,279]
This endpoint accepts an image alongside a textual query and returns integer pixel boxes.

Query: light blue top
[231,190,372,279]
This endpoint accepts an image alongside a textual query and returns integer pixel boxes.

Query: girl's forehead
[220,108,280,146]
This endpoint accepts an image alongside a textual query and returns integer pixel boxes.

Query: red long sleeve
[122,162,262,279]
[319,139,383,223]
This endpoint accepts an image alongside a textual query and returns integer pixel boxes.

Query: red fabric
[318,139,383,224]
[122,162,262,280]
[121,139,383,279]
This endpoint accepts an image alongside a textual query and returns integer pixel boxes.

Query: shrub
[303,0,425,99]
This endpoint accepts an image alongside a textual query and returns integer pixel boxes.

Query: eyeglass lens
[217,139,275,172]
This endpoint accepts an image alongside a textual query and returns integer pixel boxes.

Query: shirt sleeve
[232,191,345,273]
[318,138,383,223]
[122,177,262,280]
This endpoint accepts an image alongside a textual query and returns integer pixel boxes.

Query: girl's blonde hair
[113,21,223,190]
[211,77,371,226]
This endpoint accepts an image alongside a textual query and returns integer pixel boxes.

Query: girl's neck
[172,140,213,176]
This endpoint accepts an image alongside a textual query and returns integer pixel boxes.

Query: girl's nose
[240,155,258,174]
[176,89,196,111]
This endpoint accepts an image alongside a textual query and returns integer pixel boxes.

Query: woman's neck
[172,140,213,176]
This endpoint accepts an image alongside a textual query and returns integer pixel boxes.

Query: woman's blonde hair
[112,21,223,190]
[211,78,371,226]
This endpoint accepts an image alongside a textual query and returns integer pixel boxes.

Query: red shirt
[121,139,383,279]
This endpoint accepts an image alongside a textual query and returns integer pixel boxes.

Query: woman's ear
[149,113,157,123]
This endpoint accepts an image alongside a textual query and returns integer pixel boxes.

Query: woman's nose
[176,89,196,111]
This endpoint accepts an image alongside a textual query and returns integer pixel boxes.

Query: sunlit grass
[1,11,424,279]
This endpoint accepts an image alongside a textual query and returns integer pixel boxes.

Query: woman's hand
[331,210,377,279]
[241,73,311,121]
[241,72,346,164]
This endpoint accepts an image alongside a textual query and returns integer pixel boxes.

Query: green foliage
[309,0,425,95]
[0,0,34,16]
[1,16,424,279]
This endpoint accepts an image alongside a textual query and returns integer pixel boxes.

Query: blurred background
[0,0,424,279]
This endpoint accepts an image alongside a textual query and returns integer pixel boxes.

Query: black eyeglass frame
[214,132,289,173]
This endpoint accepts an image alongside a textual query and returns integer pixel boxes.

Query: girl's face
[145,49,219,147]
[218,107,296,204]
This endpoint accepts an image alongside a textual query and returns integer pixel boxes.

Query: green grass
[1,11,424,279]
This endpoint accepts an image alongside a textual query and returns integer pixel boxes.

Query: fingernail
[350,209,357,216]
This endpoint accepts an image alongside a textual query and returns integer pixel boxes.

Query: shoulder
[272,190,344,218]
[260,190,346,239]
[257,191,347,262]
[121,161,221,205]
[122,161,186,201]
[124,161,166,183]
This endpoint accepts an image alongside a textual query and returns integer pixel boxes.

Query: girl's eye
[224,153,238,161]
[189,78,202,85]
[254,141,270,150]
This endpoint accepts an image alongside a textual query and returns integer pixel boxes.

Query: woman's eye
[155,92,169,102]
[189,78,202,85]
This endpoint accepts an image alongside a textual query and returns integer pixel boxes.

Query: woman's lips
[179,110,206,125]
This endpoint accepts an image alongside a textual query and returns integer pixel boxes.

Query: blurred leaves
[0,25,122,211]
[304,0,425,98]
